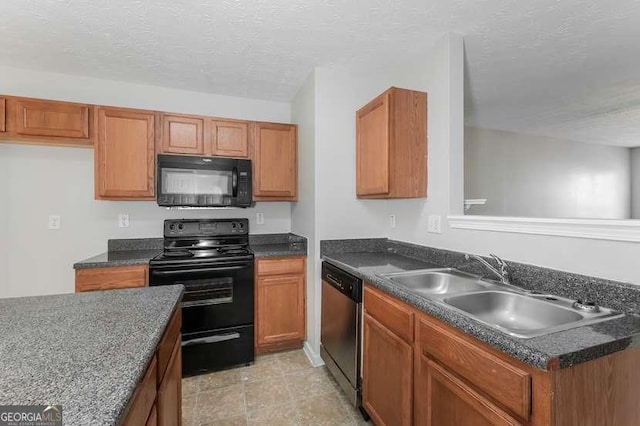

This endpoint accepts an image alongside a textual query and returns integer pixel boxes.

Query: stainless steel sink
[383,269,488,295]
[444,291,622,338]
[378,268,624,338]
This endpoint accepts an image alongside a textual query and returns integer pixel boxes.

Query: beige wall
[464,126,632,219]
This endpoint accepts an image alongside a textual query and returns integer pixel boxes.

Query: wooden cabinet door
[161,114,204,155]
[0,97,6,132]
[157,337,182,426]
[14,98,91,139]
[211,120,248,158]
[356,92,390,196]
[415,356,520,426]
[363,312,413,426]
[96,107,155,199]
[75,265,148,292]
[257,274,305,345]
[252,122,297,200]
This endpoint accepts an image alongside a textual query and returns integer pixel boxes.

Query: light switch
[48,215,61,230]
[118,214,130,228]
[389,215,397,229]
[256,212,265,225]
[427,215,442,233]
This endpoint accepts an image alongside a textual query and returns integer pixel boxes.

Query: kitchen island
[0,285,183,425]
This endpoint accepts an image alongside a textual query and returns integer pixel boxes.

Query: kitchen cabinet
[251,122,298,201]
[255,256,306,353]
[364,282,640,426]
[75,265,148,292]
[0,97,6,132]
[95,107,156,200]
[160,114,205,155]
[356,87,427,199]
[419,357,519,426]
[363,285,414,426]
[124,307,181,426]
[159,114,248,158]
[211,119,249,158]
[0,95,93,147]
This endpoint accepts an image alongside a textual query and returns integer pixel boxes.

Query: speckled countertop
[0,285,183,425]
[249,233,307,258]
[322,242,640,371]
[73,249,162,269]
[74,234,308,269]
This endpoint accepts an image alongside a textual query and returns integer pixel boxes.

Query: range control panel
[164,219,249,238]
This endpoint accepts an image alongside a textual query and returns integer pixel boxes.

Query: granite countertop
[0,285,184,425]
[74,233,308,269]
[323,250,640,370]
[73,249,162,269]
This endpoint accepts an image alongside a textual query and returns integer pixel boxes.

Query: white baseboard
[303,341,324,367]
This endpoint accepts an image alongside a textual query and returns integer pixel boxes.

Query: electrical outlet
[48,215,61,230]
[256,212,265,225]
[427,215,442,233]
[389,215,397,229]
[118,214,130,228]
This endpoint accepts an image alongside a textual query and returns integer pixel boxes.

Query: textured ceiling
[1,0,639,146]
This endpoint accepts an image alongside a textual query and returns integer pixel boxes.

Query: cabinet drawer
[75,265,148,292]
[256,257,305,276]
[157,307,181,383]
[124,356,157,426]
[418,316,531,420]
[364,285,414,344]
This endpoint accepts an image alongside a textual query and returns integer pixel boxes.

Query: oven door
[149,259,254,333]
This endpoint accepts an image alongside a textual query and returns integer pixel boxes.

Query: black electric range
[149,218,255,376]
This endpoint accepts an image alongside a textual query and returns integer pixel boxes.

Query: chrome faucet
[465,253,510,285]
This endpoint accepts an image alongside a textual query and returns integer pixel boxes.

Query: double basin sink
[380,269,622,338]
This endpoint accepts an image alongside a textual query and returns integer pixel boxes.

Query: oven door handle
[182,332,241,346]
[152,265,248,275]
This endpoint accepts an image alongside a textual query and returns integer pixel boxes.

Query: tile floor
[181,349,370,425]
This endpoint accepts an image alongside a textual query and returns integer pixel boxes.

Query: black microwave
[157,154,253,208]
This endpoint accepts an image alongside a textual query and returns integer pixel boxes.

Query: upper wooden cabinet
[160,114,205,155]
[159,114,249,158]
[0,97,6,132]
[95,107,156,200]
[356,87,427,199]
[0,95,93,147]
[211,119,248,158]
[251,122,298,201]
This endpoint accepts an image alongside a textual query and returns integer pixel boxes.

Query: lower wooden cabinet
[157,338,182,426]
[362,282,640,426]
[363,313,413,426]
[255,256,306,353]
[125,307,182,426]
[75,265,148,292]
[417,357,519,426]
